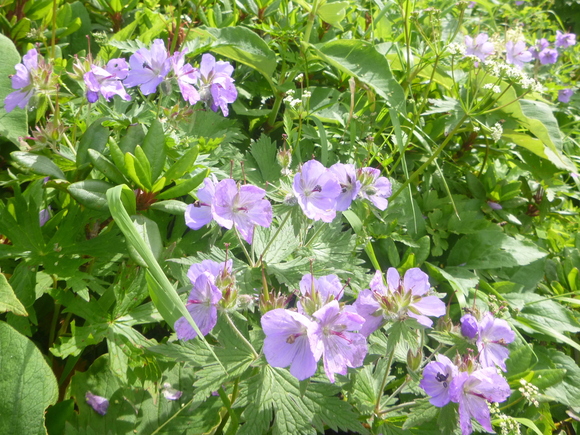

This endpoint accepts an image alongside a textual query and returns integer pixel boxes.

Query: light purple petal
[86,391,109,415]
[403,268,431,296]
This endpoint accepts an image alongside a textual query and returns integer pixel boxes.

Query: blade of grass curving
[389,108,419,235]
[106,185,224,370]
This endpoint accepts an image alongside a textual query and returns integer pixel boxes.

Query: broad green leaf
[0,273,27,316]
[11,151,66,179]
[0,34,27,146]
[199,26,277,79]
[134,145,153,189]
[76,118,110,167]
[0,321,58,435]
[447,230,547,269]
[156,168,209,200]
[313,39,406,112]
[141,120,165,181]
[149,200,187,215]
[88,149,126,185]
[124,152,150,191]
[163,145,199,182]
[128,215,163,266]
[317,1,349,30]
[68,180,114,211]
[533,347,580,409]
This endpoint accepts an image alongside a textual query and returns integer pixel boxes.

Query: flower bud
[407,348,423,372]
[460,314,479,339]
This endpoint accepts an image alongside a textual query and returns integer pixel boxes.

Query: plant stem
[234,226,254,267]
[303,0,320,43]
[224,312,260,360]
[374,346,396,414]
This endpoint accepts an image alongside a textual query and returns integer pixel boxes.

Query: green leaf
[534,347,580,409]
[313,39,406,112]
[11,151,66,179]
[0,273,27,316]
[68,180,114,211]
[0,321,58,434]
[124,152,150,191]
[88,149,126,185]
[149,200,187,215]
[200,26,277,79]
[76,118,110,167]
[141,120,166,181]
[0,34,27,146]
[249,135,281,183]
[317,1,349,30]
[447,230,547,269]
[134,145,153,189]
[402,399,438,430]
[163,145,199,183]
[156,168,209,200]
[127,215,163,266]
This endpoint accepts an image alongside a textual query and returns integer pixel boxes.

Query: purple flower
[464,33,495,62]
[4,49,39,112]
[299,273,344,302]
[357,167,392,210]
[124,39,172,95]
[460,314,479,339]
[174,273,222,340]
[329,163,361,211]
[476,312,515,371]
[505,40,533,69]
[186,258,233,286]
[449,368,511,435]
[538,48,558,65]
[213,179,272,244]
[354,268,446,336]
[556,30,576,48]
[487,201,502,210]
[161,383,183,400]
[86,391,109,415]
[419,354,458,407]
[293,160,341,222]
[558,88,574,103]
[84,58,131,103]
[171,50,200,105]
[309,301,368,383]
[185,177,216,230]
[194,53,237,116]
[261,308,319,380]
[530,38,550,60]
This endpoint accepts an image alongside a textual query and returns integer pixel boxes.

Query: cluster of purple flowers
[292,160,392,222]
[174,259,234,340]
[420,311,515,435]
[262,268,446,382]
[4,42,237,116]
[184,176,273,244]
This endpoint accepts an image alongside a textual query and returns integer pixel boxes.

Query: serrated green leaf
[0,272,27,316]
[249,134,281,183]
[402,399,438,430]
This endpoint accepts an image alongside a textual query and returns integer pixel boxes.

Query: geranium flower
[419,354,458,407]
[464,33,495,61]
[174,273,222,340]
[449,368,511,435]
[354,268,446,336]
[171,50,200,105]
[505,40,533,69]
[85,391,109,415]
[556,30,576,48]
[293,159,341,222]
[558,88,574,103]
[476,312,515,371]
[84,58,131,103]
[212,179,273,244]
[261,308,319,380]
[309,300,367,383]
[193,53,237,116]
[298,273,344,315]
[185,176,216,230]
[124,39,172,95]
[329,163,361,211]
[357,167,392,210]
[4,49,39,112]
[530,38,549,60]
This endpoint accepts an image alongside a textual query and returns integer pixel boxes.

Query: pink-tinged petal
[403,268,430,296]
[411,295,446,318]
[386,268,400,292]
[179,81,200,104]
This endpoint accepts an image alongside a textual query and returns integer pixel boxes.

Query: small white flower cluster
[489,403,522,435]
[295,73,304,82]
[485,60,544,93]
[519,379,540,407]
[447,42,465,55]
[283,89,311,109]
[483,83,502,93]
[490,122,503,143]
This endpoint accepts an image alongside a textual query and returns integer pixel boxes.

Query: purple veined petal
[261,308,319,380]
[237,185,272,227]
[539,48,558,65]
[199,53,216,79]
[100,79,131,101]
[106,58,129,79]
[317,274,343,301]
[22,48,38,72]
[187,259,232,285]
[411,295,446,318]
[293,160,341,222]
[185,202,213,230]
[212,179,238,229]
[214,60,234,76]
[419,354,458,407]
[407,312,434,328]
[86,391,109,415]
[178,81,201,105]
[403,268,431,296]
[369,270,388,295]
[476,313,514,371]
[4,89,34,112]
[329,163,361,211]
[386,267,400,292]
[139,75,165,96]
[11,64,31,89]
[558,88,574,103]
